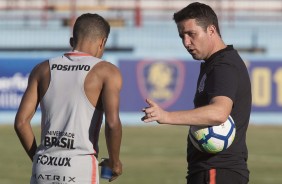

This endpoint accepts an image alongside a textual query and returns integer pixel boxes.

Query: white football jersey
[31,51,103,184]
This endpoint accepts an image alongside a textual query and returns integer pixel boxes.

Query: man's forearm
[14,122,37,161]
[105,122,122,163]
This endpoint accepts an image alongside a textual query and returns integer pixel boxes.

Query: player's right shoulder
[96,60,119,69]
[92,61,122,87]
[94,61,121,76]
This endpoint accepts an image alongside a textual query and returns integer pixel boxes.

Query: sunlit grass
[0,124,281,184]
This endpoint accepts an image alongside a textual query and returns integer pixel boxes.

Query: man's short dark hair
[72,13,110,46]
[173,2,221,37]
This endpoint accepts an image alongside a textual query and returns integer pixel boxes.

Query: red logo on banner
[137,59,185,109]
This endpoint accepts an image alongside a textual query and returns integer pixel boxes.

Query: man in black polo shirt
[142,2,251,184]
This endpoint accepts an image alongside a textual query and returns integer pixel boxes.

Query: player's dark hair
[173,2,221,37]
[72,13,110,47]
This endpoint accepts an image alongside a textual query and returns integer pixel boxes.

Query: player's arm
[142,96,233,126]
[101,62,123,181]
[14,64,41,161]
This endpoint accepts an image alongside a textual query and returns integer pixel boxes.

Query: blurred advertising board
[119,59,282,112]
[0,58,45,111]
[0,58,282,113]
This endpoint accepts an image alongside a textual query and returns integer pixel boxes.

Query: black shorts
[187,169,249,184]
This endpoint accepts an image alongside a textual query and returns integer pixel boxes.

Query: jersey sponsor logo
[47,130,75,138]
[198,74,206,93]
[51,64,90,71]
[33,173,76,183]
[36,154,71,167]
[44,136,76,149]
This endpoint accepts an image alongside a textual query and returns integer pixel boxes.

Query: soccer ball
[189,116,236,154]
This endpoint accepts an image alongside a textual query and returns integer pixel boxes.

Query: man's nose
[183,35,191,48]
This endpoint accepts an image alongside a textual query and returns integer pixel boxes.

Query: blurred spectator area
[0,0,282,56]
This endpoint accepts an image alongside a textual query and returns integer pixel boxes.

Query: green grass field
[0,124,281,184]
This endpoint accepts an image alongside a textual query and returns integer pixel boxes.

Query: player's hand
[109,159,122,182]
[100,158,122,182]
[141,98,166,124]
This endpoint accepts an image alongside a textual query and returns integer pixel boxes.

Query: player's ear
[96,38,107,58]
[70,37,74,48]
[99,37,107,49]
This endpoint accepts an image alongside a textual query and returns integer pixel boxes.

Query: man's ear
[207,25,217,36]
[99,37,107,49]
[70,37,74,48]
[96,38,107,58]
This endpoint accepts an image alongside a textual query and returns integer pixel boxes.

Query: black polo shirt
[187,45,252,179]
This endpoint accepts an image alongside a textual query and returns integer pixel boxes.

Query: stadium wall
[1,0,282,125]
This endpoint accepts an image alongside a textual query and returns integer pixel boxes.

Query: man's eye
[189,33,196,37]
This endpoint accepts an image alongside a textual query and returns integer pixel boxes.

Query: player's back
[31,51,103,184]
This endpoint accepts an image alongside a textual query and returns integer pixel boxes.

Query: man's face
[177,19,213,60]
